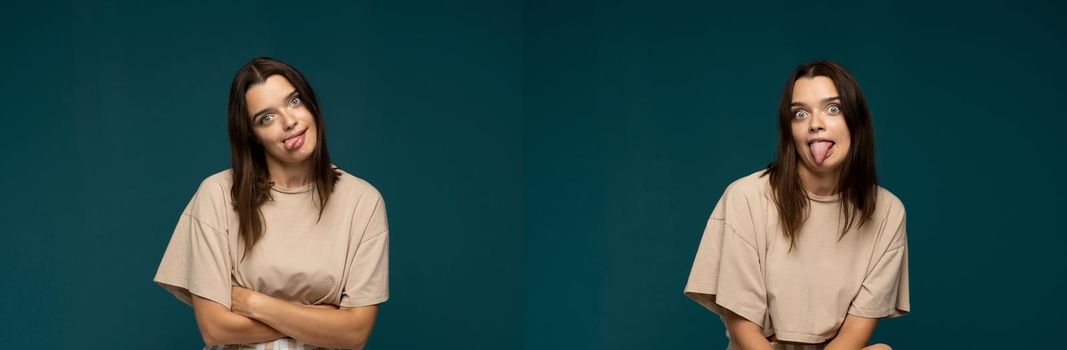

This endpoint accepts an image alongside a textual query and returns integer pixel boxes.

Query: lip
[806,137,835,145]
[282,129,307,143]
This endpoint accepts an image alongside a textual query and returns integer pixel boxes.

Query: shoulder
[188,168,232,200]
[334,167,390,232]
[182,168,233,225]
[721,168,773,202]
[333,167,385,203]
[874,186,908,248]
[200,168,234,191]
[189,169,233,203]
[875,185,906,219]
[709,169,772,221]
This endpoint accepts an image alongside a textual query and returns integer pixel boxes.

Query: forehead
[245,74,296,114]
[791,76,839,103]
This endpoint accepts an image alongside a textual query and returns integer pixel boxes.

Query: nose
[808,113,826,133]
[281,111,298,131]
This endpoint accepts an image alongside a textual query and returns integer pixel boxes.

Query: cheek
[826,115,847,131]
[298,107,315,122]
[304,120,317,139]
[307,127,318,146]
[831,120,850,144]
[838,138,851,154]
[254,128,281,146]
[302,114,317,137]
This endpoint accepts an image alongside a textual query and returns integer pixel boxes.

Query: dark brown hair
[763,60,878,251]
[226,57,340,260]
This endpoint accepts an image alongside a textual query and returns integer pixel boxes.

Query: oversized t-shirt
[153,166,389,314]
[684,170,909,345]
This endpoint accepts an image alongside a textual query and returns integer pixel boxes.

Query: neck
[797,165,840,196]
[265,157,311,188]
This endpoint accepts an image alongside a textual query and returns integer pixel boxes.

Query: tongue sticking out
[810,141,833,165]
[284,133,304,150]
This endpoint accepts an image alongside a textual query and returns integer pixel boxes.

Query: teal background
[2,0,1064,349]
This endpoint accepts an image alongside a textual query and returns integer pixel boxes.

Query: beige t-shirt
[684,170,909,344]
[153,167,389,311]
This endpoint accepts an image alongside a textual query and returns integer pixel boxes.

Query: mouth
[282,129,307,151]
[807,138,836,166]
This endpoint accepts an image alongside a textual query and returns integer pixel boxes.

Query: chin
[275,152,313,165]
[291,153,314,164]
[819,163,844,173]
[803,160,839,173]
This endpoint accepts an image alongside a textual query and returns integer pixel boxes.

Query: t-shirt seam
[343,292,389,301]
[180,212,226,236]
[720,219,757,251]
[340,294,389,308]
[714,296,766,328]
[156,274,188,284]
[849,304,893,313]
[363,228,389,241]
[365,194,387,236]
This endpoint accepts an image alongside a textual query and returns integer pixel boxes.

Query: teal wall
[1,1,523,348]
[2,0,1064,349]
[524,1,1066,348]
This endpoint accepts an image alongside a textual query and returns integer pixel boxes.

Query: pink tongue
[810,141,833,165]
[285,134,301,149]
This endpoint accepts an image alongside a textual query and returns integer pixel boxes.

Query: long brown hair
[226,57,340,260]
[763,60,878,251]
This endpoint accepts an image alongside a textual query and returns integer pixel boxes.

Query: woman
[685,60,908,350]
[154,57,389,350]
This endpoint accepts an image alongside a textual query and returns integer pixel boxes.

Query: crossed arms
[192,286,379,349]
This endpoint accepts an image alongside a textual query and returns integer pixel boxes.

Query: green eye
[827,105,840,114]
[259,114,274,126]
[793,110,807,119]
[289,96,301,108]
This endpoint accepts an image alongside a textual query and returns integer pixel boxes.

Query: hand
[230,285,262,318]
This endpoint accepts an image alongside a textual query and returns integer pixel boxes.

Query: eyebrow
[790,96,841,108]
[251,90,300,120]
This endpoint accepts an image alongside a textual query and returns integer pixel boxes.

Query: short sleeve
[152,180,234,309]
[685,190,769,327]
[848,205,910,318]
[339,196,390,308]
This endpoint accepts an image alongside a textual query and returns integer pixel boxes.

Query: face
[245,74,317,167]
[789,76,851,174]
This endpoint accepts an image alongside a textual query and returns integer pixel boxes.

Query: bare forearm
[728,329,775,350]
[722,309,774,350]
[192,295,284,345]
[202,314,285,345]
[826,339,864,350]
[825,314,879,350]
[247,295,376,349]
